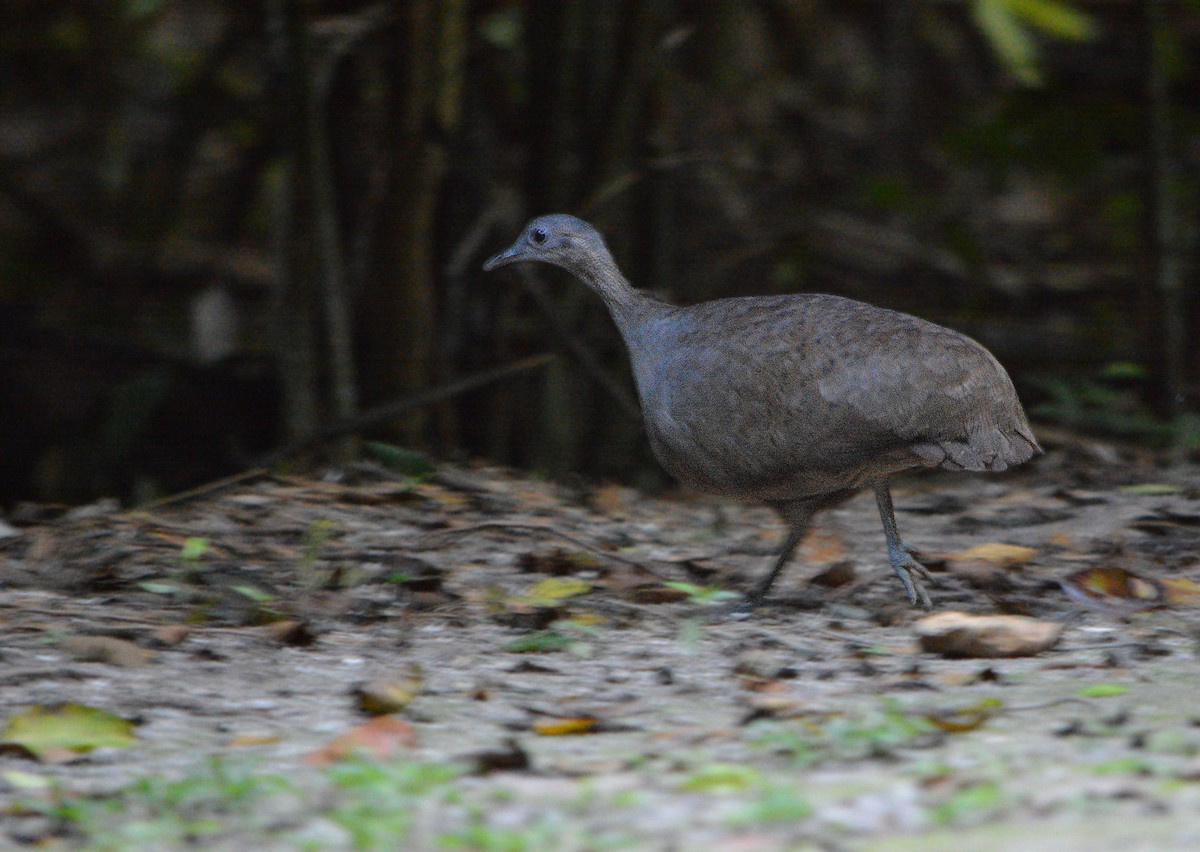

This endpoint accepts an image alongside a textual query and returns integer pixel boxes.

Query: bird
[483,214,1041,610]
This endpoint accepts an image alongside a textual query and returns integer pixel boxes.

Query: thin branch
[256,352,557,465]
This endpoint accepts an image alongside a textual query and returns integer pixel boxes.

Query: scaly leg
[873,481,932,609]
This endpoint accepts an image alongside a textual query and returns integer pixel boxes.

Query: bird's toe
[892,553,933,610]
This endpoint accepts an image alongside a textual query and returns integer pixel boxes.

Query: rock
[915,610,1062,658]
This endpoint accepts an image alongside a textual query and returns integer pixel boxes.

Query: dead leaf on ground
[1,704,138,762]
[354,664,424,715]
[60,635,153,668]
[1060,567,1164,610]
[463,737,530,774]
[809,561,856,588]
[948,543,1038,568]
[305,716,419,765]
[229,734,281,747]
[798,527,846,563]
[524,577,592,604]
[915,611,1063,658]
[629,584,690,604]
[924,697,1004,732]
[532,716,598,736]
[149,625,190,647]
[519,550,602,576]
[264,619,317,646]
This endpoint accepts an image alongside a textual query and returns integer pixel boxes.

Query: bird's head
[483,214,611,275]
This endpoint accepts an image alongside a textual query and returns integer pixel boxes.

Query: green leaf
[231,585,275,603]
[138,581,181,595]
[1008,0,1097,41]
[525,577,591,604]
[1077,683,1128,698]
[973,0,1040,85]
[680,763,763,792]
[181,537,210,561]
[1119,483,1182,496]
[504,630,572,653]
[2,704,137,758]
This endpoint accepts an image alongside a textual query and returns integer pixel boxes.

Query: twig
[514,267,642,419]
[133,468,273,512]
[256,353,556,465]
[417,521,668,577]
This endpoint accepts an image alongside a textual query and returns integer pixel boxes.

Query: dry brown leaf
[1161,577,1200,607]
[229,734,281,747]
[948,543,1037,568]
[355,665,424,715]
[150,625,190,647]
[915,611,1062,658]
[60,636,153,668]
[1060,567,1164,609]
[798,527,846,563]
[809,560,856,588]
[265,620,316,646]
[306,717,419,765]
[591,484,634,516]
[629,584,690,604]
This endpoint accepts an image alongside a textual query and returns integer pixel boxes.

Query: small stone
[915,610,1062,658]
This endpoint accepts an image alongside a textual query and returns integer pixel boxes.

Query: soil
[3,439,1200,850]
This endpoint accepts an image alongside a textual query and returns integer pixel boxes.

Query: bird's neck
[576,253,672,334]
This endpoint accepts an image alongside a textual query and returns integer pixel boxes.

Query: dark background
[0,0,1196,506]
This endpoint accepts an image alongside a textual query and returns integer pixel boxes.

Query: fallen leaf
[306,717,419,765]
[504,630,573,653]
[464,737,530,774]
[1060,567,1163,610]
[533,717,597,736]
[809,561,856,588]
[1,704,138,761]
[525,577,591,603]
[629,584,691,604]
[948,543,1037,568]
[1119,483,1182,496]
[60,636,153,668]
[265,620,317,646]
[355,664,425,715]
[915,611,1062,658]
[150,625,190,647]
[229,734,281,747]
[680,764,763,792]
[1077,683,1128,698]
[924,698,1003,732]
[591,484,634,516]
[798,527,846,563]
[1161,578,1200,607]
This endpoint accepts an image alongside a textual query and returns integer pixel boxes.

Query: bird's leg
[713,525,807,618]
[743,527,806,610]
[873,481,932,609]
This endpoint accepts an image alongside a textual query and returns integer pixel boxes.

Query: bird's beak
[482,242,525,272]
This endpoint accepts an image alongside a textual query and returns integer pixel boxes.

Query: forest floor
[3,436,1200,851]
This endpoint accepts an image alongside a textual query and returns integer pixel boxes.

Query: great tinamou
[484,214,1041,609]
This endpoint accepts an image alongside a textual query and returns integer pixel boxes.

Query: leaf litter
[2,452,1200,847]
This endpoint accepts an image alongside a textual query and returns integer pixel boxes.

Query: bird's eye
[531,228,547,245]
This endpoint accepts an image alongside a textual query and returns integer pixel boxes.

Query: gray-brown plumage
[484,214,1041,609]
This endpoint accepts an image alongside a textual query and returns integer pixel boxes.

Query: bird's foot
[707,590,767,621]
[890,549,932,610]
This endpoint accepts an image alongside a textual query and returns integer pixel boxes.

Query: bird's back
[622,293,1039,500]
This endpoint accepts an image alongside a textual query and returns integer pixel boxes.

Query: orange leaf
[306,717,419,765]
[1062,567,1162,606]
[532,717,597,736]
